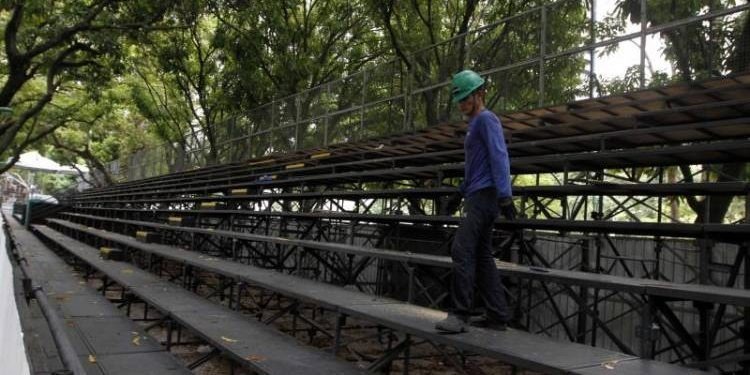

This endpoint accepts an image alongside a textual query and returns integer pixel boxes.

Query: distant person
[435,70,515,333]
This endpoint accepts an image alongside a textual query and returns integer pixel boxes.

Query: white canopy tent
[9,151,88,175]
[1,151,90,198]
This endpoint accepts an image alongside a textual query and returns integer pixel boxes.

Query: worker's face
[457,91,482,118]
[457,93,475,117]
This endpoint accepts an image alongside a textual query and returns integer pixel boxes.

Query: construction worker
[435,69,514,333]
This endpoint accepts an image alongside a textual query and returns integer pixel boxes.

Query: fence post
[589,0,596,99]
[324,83,331,146]
[538,4,547,107]
[404,64,413,132]
[639,0,647,88]
[270,99,276,155]
[24,199,31,227]
[295,95,301,151]
[360,70,368,140]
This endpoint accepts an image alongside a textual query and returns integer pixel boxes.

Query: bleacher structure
[4,68,749,374]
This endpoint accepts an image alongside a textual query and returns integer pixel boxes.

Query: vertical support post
[324,83,331,146]
[538,4,547,107]
[590,237,600,347]
[533,173,541,219]
[346,254,355,286]
[332,313,346,355]
[696,300,713,364]
[699,238,711,285]
[181,263,188,288]
[639,0,647,88]
[360,70,368,140]
[697,236,714,363]
[295,95,301,151]
[657,167,664,223]
[639,297,656,359]
[292,309,298,338]
[743,241,750,375]
[270,99,276,154]
[743,196,750,375]
[126,294,132,317]
[231,237,238,262]
[247,121,254,160]
[407,263,415,304]
[654,239,662,280]
[591,168,605,347]
[403,334,412,375]
[166,319,174,351]
[577,238,589,344]
[562,167,569,219]
[219,276,226,302]
[24,199,31,228]
[589,0,596,99]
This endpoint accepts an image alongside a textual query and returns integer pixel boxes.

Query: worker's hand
[440,192,463,215]
[498,196,516,220]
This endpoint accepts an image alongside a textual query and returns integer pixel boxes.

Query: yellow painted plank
[285,163,305,170]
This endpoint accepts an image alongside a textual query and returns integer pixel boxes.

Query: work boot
[435,314,468,333]
[469,315,507,331]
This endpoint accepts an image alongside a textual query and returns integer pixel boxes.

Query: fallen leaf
[132,336,141,346]
[88,354,96,363]
[601,360,621,370]
[245,354,266,362]
[221,336,238,343]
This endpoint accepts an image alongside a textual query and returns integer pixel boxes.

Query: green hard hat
[451,70,485,103]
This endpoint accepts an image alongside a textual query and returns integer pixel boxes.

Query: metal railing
[2,214,87,375]
[107,0,750,182]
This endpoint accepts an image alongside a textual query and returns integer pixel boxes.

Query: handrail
[2,214,87,375]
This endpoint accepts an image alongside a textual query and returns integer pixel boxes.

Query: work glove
[498,196,516,220]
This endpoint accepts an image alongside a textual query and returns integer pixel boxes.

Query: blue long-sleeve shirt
[460,109,512,198]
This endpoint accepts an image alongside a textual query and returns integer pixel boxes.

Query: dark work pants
[450,187,509,322]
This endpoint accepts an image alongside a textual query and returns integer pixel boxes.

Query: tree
[0,0,175,174]
[47,82,154,187]
[129,1,232,166]
[368,1,588,126]
[613,0,750,223]
[212,0,385,153]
